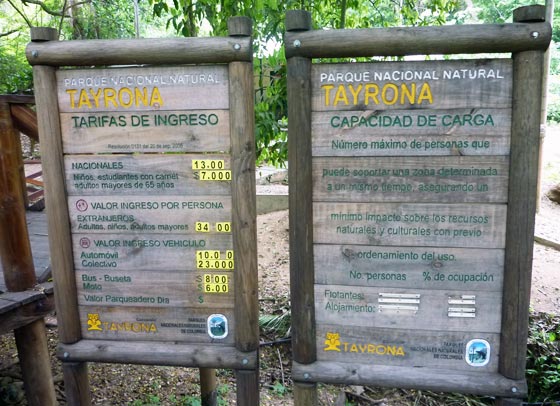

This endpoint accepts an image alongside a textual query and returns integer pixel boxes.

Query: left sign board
[57,65,236,343]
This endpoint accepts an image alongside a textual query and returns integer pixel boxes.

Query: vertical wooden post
[1,100,57,406]
[200,368,217,406]
[30,27,92,406]
[286,10,317,406]
[0,101,36,291]
[228,16,259,406]
[536,0,554,212]
[498,5,547,406]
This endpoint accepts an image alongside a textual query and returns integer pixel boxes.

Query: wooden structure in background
[286,5,550,406]
[27,17,258,406]
[0,98,56,405]
[0,95,44,208]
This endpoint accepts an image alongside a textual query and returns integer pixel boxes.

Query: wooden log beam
[58,340,258,369]
[0,95,35,104]
[27,37,252,66]
[0,286,54,334]
[285,21,551,59]
[292,361,526,398]
[10,104,39,142]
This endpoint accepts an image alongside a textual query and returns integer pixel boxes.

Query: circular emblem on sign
[207,314,228,339]
[75,199,88,212]
[79,237,91,248]
[465,339,490,367]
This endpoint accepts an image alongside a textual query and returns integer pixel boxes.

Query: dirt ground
[1,127,559,405]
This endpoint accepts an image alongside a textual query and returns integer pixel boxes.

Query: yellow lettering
[347,84,363,105]
[381,83,398,105]
[119,88,133,108]
[322,84,335,106]
[77,89,92,108]
[66,89,78,108]
[396,346,405,356]
[350,344,358,352]
[89,88,102,108]
[387,346,396,356]
[333,85,349,106]
[150,87,163,106]
[149,323,157,333]
[104,88,118,107]
[417,83,433,104]
[400,83,416,105]
[135,87,149,106]
[364,84,379,105]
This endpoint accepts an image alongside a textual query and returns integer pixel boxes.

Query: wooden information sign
[286,6,550,405]
[28,18,258,406]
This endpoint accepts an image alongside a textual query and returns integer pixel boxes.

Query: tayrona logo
[86,313,157,333]
[324,332,342,352]
[87,313,102,331]
[323,331,405,356]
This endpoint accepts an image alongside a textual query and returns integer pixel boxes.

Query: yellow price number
[199,170,231,181]
[195,222,210,232]
[215,222,231,233]
[196,250,221,260]
[197,259,235,270]
[192,159,225,170]
[203,274,229,293]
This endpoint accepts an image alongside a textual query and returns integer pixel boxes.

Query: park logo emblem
[465,339,491,367]
[85,312,158,334]
[207,314,228,339]
[87,313,103,331]
[324,332,342,352]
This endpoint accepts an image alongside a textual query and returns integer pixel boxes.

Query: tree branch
[21,0,65,17]
[7,0,32,27]
[0,28,21,38]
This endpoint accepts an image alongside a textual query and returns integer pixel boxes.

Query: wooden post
[286,10,317,406]
[1,101,57,405]
[0,101,36,291]
[536,0,554,212]
[200,368,217,406]
[30,26,92,406]
[228,16,259,406]
[13,321,57,406]
[498,5,547,405]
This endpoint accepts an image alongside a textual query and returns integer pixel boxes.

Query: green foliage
[547,75,560,123]
[255,50,287,167]
[148,0,461,166]
[271,381,288,396]
[526,312,560,403]
[0,38,33,93]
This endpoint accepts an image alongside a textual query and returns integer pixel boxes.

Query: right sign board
[311,59,510,372]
